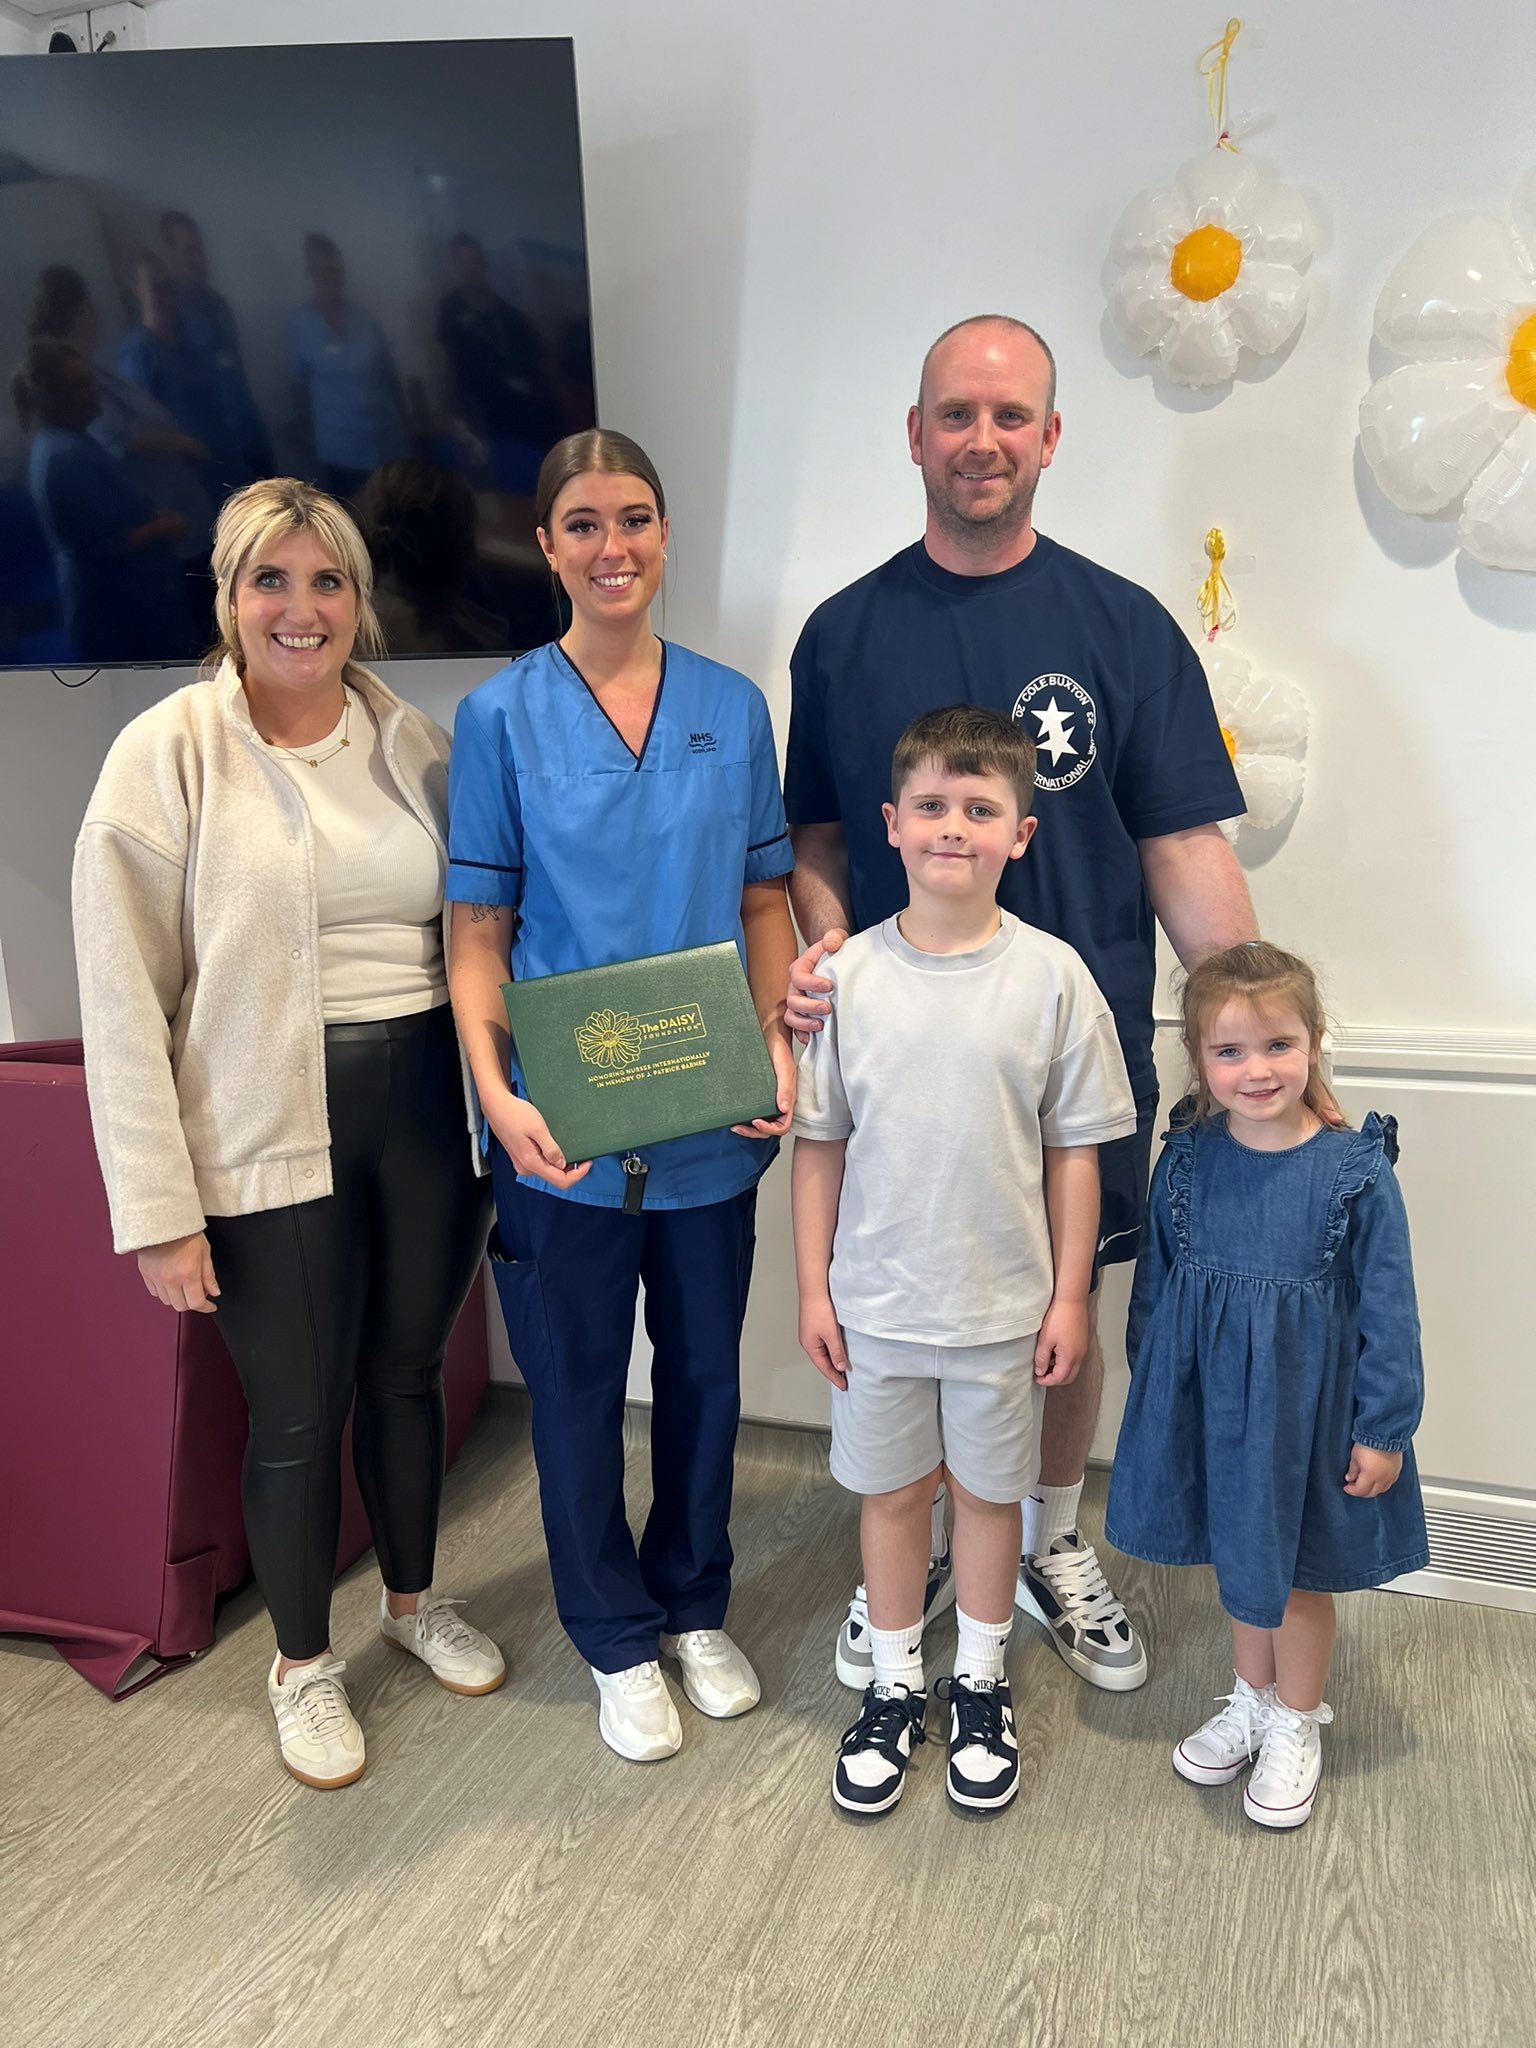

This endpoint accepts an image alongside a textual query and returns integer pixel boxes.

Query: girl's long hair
[1174,940,1344,1130]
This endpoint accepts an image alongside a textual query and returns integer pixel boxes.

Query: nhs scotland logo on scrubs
[688,731,717,754]
[1010,674,1098,793]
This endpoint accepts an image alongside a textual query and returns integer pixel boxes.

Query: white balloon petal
[1173,148,1262,229]
[1110,184,1189,263]
[1373,213,1529,361]
[1202,645,1308,839]
[1109,261,1182,349]
[1459,413,1536,571]
[1361,170,1536,572]
[1161,302,1241,387]
[1224,261,1310,355]
[1359,357,1522,514]
[1238,182,1316,265]
[1237,756,1306,832]
[1105,151,1314,389]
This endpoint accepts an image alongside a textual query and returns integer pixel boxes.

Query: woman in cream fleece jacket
[73,477,502,1790]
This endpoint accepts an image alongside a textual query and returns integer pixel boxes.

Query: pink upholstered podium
[0,1040,489,1696]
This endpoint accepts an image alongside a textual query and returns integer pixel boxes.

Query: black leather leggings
[205,1005,491,1659]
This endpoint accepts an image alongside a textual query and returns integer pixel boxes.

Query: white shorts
[829,1329,1045,1505]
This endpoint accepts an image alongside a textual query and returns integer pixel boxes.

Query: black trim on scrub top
[554,640,669,772]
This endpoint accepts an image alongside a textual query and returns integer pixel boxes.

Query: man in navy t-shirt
[786,314,1254,1697]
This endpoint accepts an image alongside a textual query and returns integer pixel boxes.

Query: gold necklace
[273,692,352,768]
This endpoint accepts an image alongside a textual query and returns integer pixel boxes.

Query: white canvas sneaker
[1173,1675,1276,1786]
[267,1652,366,1789]
[1244,1698,1334,1829]
[592,1660,683,1761]
[659,1628,761,1718]
[379,1589,506,1696]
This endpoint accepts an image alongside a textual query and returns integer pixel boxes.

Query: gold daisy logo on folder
[575,1008,645,1069]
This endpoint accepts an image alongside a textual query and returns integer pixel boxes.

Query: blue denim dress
[1106,1113,1429,1629]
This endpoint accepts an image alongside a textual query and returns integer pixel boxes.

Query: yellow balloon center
[1506,311,1536,409]
[1219,724,1239,763]
[1170,223,1243,303]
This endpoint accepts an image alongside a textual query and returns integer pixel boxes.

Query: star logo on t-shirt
[1010,674,1098,792]
[1031,696,1080,766]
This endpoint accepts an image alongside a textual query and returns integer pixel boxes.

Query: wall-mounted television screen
[0,37,596,669]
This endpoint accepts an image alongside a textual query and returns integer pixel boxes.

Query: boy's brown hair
[890,705,1038,816]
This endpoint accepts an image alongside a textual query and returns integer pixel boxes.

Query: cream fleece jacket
[73,660,480,1254]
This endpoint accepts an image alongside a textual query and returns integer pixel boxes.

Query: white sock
[1023,1479,1084,1559]
[867,1619,924,1695]
[954,1606,1011,1685]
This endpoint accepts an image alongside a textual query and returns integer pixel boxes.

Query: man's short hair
[891,704,1038,817]
[918,314,1057,416]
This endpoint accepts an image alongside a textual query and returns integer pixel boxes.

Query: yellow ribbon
[1197,18,1243,152]
[1197,528,1237,639]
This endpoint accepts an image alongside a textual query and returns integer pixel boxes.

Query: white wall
[3,1,1534,1490]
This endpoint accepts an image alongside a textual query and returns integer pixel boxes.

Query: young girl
[1106,942,1429,1830]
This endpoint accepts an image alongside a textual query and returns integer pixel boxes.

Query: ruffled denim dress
[1106,1113,1430,1629]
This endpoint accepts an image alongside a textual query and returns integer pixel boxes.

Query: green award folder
[500,943,778,1162]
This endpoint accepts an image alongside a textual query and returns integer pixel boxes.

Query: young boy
[791,706,1136,1818]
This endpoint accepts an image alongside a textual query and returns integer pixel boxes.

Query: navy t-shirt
[785,535,1244,1101]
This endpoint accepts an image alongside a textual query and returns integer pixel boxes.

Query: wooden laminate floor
[3,1392,1533,2048]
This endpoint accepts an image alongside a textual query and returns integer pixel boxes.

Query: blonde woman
[73,478,501,1789]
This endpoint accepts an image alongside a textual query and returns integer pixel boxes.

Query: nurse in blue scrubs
[447,429,798,1764]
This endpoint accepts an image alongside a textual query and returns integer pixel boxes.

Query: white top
[73,661,480,1254]
[790,911,1137,1345]
[255,689,448,1023]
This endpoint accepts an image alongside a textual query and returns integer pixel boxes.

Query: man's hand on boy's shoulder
[1034,1297,1091,1386]
[786,929,847,1043]
[798,1293,849,1390]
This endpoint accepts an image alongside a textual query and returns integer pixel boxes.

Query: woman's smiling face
[539,470,668,629]
[233,530,358,696]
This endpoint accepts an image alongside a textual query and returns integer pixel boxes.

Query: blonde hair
[1174,940,1343,1130]
[208,477,385,678]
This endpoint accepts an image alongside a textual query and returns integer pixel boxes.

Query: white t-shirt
[791,911,1136,1345]
[258,688,447,1023]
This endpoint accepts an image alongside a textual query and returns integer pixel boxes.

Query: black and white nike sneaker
[831,1684,928,1818]
[835,1488,954,1690]
[934,1675,1020,1815]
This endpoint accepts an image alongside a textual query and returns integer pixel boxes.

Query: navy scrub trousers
[489,1145,758,1673]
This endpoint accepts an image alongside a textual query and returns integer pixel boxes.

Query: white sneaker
[1244,1698,1334,1829]
[592,1660,683,1761]
[266,1652,366,1789]
[1173,1675,1276,1786]
[660,1628,761,1718]
[379,1589,506,1696]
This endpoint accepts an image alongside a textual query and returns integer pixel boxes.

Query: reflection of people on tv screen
[117,251,258,505]
[26,264,215,625]
[159,209,274,486]
[435,233,559,496]
[288,234,410,505]
[18,339,199,664]
[356,457,508,655]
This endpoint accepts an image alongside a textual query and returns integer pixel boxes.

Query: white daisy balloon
[1201,641,1308,841]
[1107,149,1317,388]
[1359,168,1536,571]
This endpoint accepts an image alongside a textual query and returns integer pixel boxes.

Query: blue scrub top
[286,302,409,474]
[446,639,794,1211]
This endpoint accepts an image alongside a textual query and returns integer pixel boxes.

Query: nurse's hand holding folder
[446,429,796,1764]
